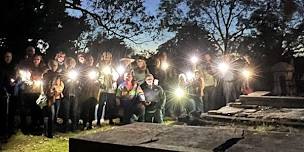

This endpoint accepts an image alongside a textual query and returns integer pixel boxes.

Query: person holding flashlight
[141,74,166,123]
[80,54,99,130]
[96,52,119,126]
[62,57,80,132]
[116,72,146,124]
[42,60,64,138]
[26,54,47,134]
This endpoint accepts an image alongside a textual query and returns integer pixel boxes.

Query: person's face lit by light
[4,52,12,64]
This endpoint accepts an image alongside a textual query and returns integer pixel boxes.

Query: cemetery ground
[2,118,304,152]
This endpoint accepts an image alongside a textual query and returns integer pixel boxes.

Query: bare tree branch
[65,1,144,44]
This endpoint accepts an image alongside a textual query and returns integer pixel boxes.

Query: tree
[158,23,215,69]
[157,0,256,55]
[239,0,304,64]
[65,0,157,44]
[85,35,134,63]
[0,0,88,59]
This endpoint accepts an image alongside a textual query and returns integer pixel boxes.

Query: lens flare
[175,87,185,98]
[190,56,199,64]
[218,62,230,75]
[161,62,169,71]
[242,69,253,79]
[88,70,98,80]
[116,65,125,75]
[68,70,78,81]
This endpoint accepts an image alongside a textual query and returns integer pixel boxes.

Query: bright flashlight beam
[116,65,125,75]
[190,56,199,64]
[175,87,185,98]
[19,70,31,81]
[242,69,252,79]
[88,70,98,80]
[68,70,78,81]
[218,63,230,74]
[161,62,169,71]
[186,71,194,81]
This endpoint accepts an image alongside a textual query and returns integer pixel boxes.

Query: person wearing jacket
[141,74,166,123]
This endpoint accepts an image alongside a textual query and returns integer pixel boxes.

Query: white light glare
[161,62,169,70]
[190,56,199,64]
[186,71,194,81]
[116,65,125,75]
[175,87,185,98]
[242,69,252,79]
[88,70,98,80]
[68,70,78,81]
[218,63,230,75]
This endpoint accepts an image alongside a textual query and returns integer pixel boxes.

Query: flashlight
[88,70,99,80]
[218,62,230,75]
[10,78,15,83]
[67,70,78,81]
[19,70,31,81]
[241,69,252,79]
[190,56,199,64]
[175,87,185,98]
[161,62,169,71]
[186,71,194,81]
[116,65,125,76]
[102,66,111,75]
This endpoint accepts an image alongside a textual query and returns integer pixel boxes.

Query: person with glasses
[140,74,166,123]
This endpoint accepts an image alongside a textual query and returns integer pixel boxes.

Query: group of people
[0,46,252,142]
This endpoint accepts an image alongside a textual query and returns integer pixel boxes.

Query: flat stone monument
[70,123,304,152]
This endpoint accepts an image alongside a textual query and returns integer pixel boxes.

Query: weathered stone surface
[229,102,259,109]
[70,123,244,152]
[247,91,271,96]
[207,106,244,116]
[70,123,304,152]
[240,95,304,108]
[227,131,304,152]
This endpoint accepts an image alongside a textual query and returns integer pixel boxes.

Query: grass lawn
[1,120,176,152]
[1,125,114,152]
